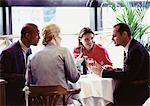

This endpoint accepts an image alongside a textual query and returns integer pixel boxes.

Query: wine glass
[86,58,95,73]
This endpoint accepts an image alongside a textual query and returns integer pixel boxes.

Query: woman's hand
[75,53,84,65]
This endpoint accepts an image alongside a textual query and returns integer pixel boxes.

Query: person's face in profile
[30,27,40,46]
[112,26,124,46]
[80,33,94,50]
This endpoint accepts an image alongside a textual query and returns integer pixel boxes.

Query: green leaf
[106,0,150,41]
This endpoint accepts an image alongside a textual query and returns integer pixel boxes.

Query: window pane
[12,7,90,34]
[12,7,90,53]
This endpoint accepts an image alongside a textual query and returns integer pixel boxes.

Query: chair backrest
[28,85,81,106]
[29,85,67,106]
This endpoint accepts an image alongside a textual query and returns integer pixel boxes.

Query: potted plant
[106,0,150,51]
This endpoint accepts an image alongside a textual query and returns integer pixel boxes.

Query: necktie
[123,51,127,72]
[124,51,127,62]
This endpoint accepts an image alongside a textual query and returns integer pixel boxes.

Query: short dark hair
[78,27,94,46]
[21,23,38,39]
[113,23,132,36]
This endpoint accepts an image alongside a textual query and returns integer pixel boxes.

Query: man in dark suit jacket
[92,23,149,105]
[0,23,40,105]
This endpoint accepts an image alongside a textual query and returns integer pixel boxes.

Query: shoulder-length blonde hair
[42,23,60,46]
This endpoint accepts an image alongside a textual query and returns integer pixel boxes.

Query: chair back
[29,85,67,106]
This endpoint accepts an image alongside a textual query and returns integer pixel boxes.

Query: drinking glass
[86,58,95,73]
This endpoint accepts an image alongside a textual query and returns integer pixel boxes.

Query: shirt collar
[124,37,132,53]
[19,40,29,54]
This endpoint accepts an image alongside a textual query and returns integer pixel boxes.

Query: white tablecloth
[143,97,150,106]
[78,73,116,106]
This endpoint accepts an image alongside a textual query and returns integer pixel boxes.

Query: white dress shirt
[19,40,29,66]
[124,37,133,57]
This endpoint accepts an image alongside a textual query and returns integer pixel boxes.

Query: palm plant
[106,0,150,41]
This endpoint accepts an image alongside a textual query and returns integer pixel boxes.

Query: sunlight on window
[11,6,150,68]
[12,7,90,53]
[54,7,90,34]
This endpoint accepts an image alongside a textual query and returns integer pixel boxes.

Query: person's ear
[25,33,31,40]
[122,31,127,37]
[52,35,56,40]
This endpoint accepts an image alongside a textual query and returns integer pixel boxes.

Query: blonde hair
[42,23,60,46]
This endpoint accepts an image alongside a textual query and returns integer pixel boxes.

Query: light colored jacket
[29,42,80,88]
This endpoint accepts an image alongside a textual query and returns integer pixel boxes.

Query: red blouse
[73,44,112,66]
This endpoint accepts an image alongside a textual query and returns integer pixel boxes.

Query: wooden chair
[28,85,81,106]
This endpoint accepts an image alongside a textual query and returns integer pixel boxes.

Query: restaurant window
[10,5,150,68]
[11,6,124,68]
[12,7,91,53]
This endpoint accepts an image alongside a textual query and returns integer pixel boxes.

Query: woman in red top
[73,27,112,66]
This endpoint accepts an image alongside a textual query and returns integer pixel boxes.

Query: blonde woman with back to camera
[27,23,81,105]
